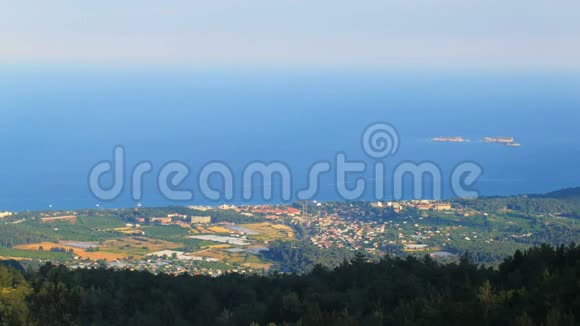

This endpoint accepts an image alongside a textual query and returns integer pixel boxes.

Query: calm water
[1,67,579,211]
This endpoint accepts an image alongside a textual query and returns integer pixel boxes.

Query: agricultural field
[14,242,123,261]
[0,207,307,274]
[239,222,295,242]
[13,237,183,261]
[0,247,72,261]
[189,247,272,270]
[192,225,215,234]
[140,225,191,242]
[206,225,233,234]
[0,218,123,246]
[100,237,182,259]
[77,215,126,229]
[113,226,144,235]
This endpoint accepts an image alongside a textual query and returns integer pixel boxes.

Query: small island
[482,136,521,147]
[432,136,468,143]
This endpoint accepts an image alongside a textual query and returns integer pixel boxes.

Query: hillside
[0,244,578,325]
[539,186,580,200]
[452,186,580,218]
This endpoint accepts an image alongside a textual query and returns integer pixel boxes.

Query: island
[482,136,521,147]
[432,136,468,142]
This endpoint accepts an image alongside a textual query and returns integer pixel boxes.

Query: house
[150,217,172,225]
[0,211,13,218]
[416,204,432,211]
[190,216,211,224]
[391,203,402,213]
[167,213,187,219]
[188,205,210,211]
[285,207,301,216]
[435,203,452,211]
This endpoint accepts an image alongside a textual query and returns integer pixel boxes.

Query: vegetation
[0,244,577,325]
[264,240,353,273]
[452,187,580,218]
[0,247,71,262]
[0,218,122,248]
[0,187,578,290]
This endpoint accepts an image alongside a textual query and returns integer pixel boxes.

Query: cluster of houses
[136,214,212,226]
[372,200,453,213]
[146,250,218,262]
[190,204,301,217]
[303,201,467,255]
[306,212,463,254]
[306,214,390,252]
[135,204,303,227]
[233,205,301,219]
[65,256,256,277]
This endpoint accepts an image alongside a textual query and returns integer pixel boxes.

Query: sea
[1,66,579,211]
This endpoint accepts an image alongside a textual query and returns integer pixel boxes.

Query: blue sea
[1,67,579,211]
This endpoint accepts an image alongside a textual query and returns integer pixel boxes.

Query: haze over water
[1,67,579,211]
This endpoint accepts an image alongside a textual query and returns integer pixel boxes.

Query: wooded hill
[0,244,578,325]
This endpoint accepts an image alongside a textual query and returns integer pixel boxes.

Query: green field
[77,215,126,228]
[0,247,72,261]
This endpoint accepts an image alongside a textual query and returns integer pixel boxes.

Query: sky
[1,1,579,69]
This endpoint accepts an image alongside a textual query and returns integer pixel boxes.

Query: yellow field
[206,244,232,249]
[242,262,271,270]
[15,242,126,261]
[14,237,182,261]
[113,227,144,235]
[271,224,294,233]
[191,225,215,234]
[188,226,201,234]
[0,256,27,261]
[207,226,232,234]
[240,222,295,241]
[102,237,182,258]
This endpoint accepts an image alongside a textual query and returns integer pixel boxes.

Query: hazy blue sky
[1,1,579,69]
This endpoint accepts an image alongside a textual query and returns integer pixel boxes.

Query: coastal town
[0,193,575,275]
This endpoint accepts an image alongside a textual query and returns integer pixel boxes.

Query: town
[0,194,577,275]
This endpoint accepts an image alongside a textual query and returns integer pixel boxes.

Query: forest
[452,186,580,217]
[0,244,578,325]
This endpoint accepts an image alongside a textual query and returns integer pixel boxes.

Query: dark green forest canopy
[452,186,580,217]
[0,244,578,326]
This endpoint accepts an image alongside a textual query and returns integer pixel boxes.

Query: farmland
[0,207,296,275]
[13,237,184,261]
[1,191,578,276]
[239,222,295,241]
